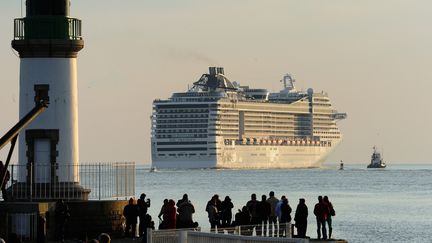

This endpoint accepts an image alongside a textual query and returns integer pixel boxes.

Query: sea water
[135,164,432,243]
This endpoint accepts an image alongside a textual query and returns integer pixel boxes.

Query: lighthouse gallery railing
[14,17,82,40]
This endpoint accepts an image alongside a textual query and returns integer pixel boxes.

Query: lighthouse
[12,0,85,198]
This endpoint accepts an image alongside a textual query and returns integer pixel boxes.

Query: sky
[1,0,431,165]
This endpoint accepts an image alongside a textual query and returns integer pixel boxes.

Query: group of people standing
[313,195,336,240]
[123,192,336,240]
[123,193,198,239]
[205,191,308,237]
[157,194,197,230]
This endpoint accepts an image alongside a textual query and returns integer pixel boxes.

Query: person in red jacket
[164,199,177,229]
[313,196,329,240]
[323,196,335,239]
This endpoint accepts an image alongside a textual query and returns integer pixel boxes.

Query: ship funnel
[209,67,224,75]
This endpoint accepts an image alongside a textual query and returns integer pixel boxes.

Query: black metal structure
[0,99,48,189]
[192,67,237,91]
[26,0,70,16]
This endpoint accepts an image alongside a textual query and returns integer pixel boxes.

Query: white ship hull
[218,143,337,169]
[152,140,339,169]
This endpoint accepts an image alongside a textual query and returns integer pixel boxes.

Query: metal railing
[14,17,82,40]
[187,231,305,243]
[2,162,135,201]
[148,223,307,243]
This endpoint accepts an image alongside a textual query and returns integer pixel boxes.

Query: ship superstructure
[367,146,386,168]
[151,67,346,169]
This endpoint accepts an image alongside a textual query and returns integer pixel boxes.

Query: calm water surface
[135,164,432,243]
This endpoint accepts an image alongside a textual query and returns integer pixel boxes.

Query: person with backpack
[323,196,335,239]
[313,196,329,240]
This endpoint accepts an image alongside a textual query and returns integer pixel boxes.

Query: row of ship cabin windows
[157,124,208,128]
[157,129,208,133]
[321,136,341,139]
[158,114,209,118]
[157,153,218,156]
[157,109,210,113]
[156,134,208,138]
[313,130,341,134]
[157,119,208,123]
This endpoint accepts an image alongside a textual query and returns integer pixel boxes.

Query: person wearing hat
[294,198,308,238]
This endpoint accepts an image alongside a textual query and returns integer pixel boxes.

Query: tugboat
[367,146,386,168]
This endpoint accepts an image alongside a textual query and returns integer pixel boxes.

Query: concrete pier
[0,200,127,242]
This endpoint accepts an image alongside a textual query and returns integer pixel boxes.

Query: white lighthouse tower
[12,0,86,198]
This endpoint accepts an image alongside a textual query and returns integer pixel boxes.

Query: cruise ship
[151,67,346,169]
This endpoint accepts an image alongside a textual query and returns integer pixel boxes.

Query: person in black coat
[294,198,308,238]
[257,195,271,236]
[123,198,139,238]
[280,198,292,237]
[220,196,234,228]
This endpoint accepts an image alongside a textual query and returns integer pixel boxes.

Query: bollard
[146,228,152,243]
[291,223,295,238]
[179,230,188,243]
[286,222,292,238]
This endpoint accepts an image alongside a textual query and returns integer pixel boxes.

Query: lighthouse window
[34,84,49,105]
